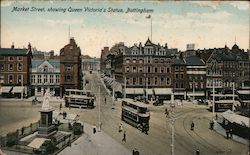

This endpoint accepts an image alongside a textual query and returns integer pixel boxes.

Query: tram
[64,89,95,108]
[210,94,238,112]
[121,98,150,132]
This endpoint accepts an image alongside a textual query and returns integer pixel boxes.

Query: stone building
[0,43,32,97]
[30,59,60,96]
[60,38,82,96]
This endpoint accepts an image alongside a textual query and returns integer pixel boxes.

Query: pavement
[213,120,249,146]
[58,122,131,155]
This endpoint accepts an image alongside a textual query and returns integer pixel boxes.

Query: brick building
[60,38,82,96]
[0,43,32,97]
[113,38,178,100]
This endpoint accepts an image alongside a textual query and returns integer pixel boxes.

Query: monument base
[37,125,57,138]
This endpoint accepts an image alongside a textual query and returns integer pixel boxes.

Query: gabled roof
[172,58,186,65]
[145,38,154,46]
[0,48,29,56]
[185,56,205,66]
[31,59,60,69]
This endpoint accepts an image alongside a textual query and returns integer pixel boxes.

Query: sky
[1,1,249,58]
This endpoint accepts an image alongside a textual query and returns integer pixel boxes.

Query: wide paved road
[84,72,248,155]
[0,71,248,155]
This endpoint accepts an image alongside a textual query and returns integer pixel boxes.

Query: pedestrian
[230,128,233,138]
[122,131,126,142]
[226,129,229,139]
[119,123,123,132]
[191,122,195,131]
[196,149,200,155]
[210,121,214,130]
[93,124,96,134]
[59,103,62,111]
[215,114,218,120]
[104,97,107,104]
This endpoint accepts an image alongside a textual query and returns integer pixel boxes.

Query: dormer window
[44,66,48,72]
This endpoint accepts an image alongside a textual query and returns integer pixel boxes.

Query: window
[166,77,171,85]
[139,59,143,63]
[38,75,41,83]
[126,66,130,72]
[148,77,150,85]
[126,78,129,85]
[181,83,184,88]
[0,64,4,71]
[154,59,158,63]
[133,78,136,85]
[175,74,179,79]
[38,87,41,93]
[65,75,72,81]
[17,75,22,84]
[8,64,13,71]
[44,66,48,72]
[147,58,150,63]
[32,75,35,83]
[161,67,164,73]
[175,83,179,88]
[44,75,48,83]
[154,77,158,85]
[147,66,151,73]
[180,74,184,79]
[56,75,60,83]
[0,56,4,60]
[175,66,179,70]
[155,67,158,73]
[161,77,164,84]
[50,75,54,83]
[167,67,170,73]
[180,67,184,71]
[139,78,143,85]
[126,59,130,63]
[9,56,14,61]
[139,66,143,73]
[133,66,136,72]
[161,59,164,63]
[17,63,23,71]
[17,56,23,61]
[65,65,72,71]
[132,59,136,63]
[8,75,13,84]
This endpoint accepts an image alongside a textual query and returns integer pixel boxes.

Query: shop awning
[12,86,24,93]
[125,88,144,95]
[154,88,172,95]
[145,89,153,95]
[221,110,249,128]
[1,86,12,93]
[187,91,205,96]
[237,90,250,95]
[174,92,185,95]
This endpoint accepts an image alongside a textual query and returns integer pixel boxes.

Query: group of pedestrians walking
[226,128,233,139]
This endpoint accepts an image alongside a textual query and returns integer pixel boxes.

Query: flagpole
[151,17,152,41]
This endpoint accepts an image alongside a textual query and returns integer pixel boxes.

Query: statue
[41,89,52,111]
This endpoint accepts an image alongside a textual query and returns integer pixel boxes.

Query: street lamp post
[212,80,215,116]
[21,77,23,100]
[98,85,101,131]
[170,92,175,155]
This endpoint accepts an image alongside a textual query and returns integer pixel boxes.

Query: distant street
[0,71,248,155]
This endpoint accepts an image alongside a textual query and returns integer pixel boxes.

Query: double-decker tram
[121,98,150,132]
[64,89,95,108]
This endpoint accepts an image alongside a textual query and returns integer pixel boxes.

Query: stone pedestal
[37,109,56,137]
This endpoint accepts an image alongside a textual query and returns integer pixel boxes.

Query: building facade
[0,43,32,97]
[185,56,206,99]
[60,38,82,96]
[81,55,100,71]
[30,59,60,96]
[113,38,178,100]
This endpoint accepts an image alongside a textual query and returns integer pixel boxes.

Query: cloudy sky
[1,1,249,57]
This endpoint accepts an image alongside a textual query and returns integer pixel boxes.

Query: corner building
[60,38,82,96]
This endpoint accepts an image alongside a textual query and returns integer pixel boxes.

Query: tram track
[182,112,223,154]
